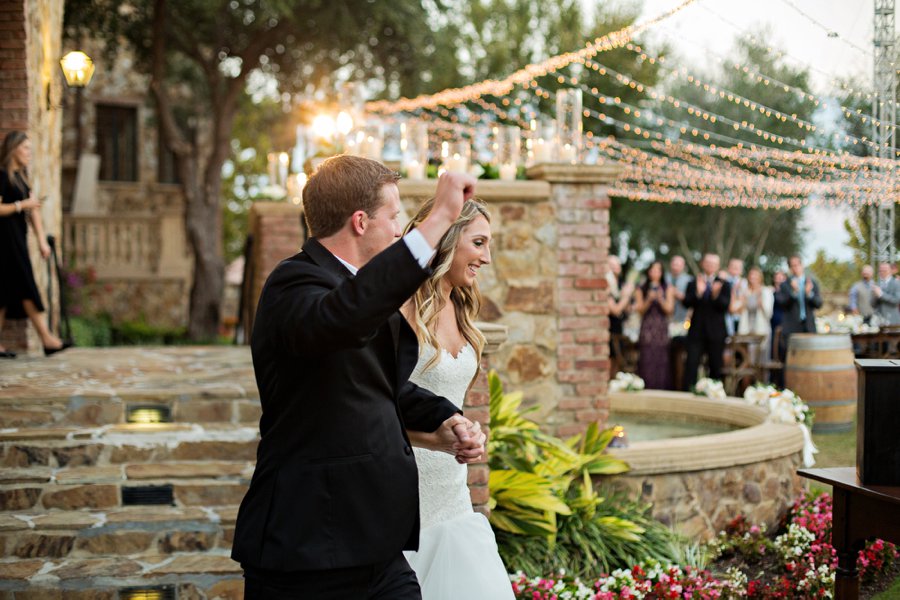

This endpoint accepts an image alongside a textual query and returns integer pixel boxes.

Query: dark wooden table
[851,331,900,359]
[798,467,900,599]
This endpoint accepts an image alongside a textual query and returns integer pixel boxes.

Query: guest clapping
[734,267,774,362]
[634,261,675,389]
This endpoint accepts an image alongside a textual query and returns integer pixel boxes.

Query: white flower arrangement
[609,371,645,393]
[692,377,726,401]
[742,385,812,428]
[816,312,879,334]
[743,384,818,467]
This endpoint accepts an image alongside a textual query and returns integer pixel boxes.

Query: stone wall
[0,0,63,354]
[399,167,619,438]
[69,278,189,329]
[609,453,805,541]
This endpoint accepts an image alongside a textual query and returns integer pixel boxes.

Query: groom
[232,156,485,599]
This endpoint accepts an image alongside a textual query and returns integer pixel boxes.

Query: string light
[622,42,900,153]
[365,0,698,114]
[697,5,896,113]
[778,0,873,57]
[370,6,899,213]
[394,81,897,211]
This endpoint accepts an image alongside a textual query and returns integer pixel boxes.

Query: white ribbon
[797,423,818,468]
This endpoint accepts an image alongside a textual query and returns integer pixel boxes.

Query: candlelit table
[798,467,900,600]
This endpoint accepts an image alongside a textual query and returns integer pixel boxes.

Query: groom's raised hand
[416,172,477,249]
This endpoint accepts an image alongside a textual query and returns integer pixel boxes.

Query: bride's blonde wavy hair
[403,198,491,372]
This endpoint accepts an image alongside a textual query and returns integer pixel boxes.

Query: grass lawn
[809,423,856,494]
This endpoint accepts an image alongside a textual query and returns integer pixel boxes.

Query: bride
[401,198,513,599]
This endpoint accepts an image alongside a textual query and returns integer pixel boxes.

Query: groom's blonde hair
[403,199,490,372]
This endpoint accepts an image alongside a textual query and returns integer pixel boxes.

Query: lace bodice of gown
[409,342,478,529]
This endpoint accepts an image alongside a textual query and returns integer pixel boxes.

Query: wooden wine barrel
[784,333,857,433]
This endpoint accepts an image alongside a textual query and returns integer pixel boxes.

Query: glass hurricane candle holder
[555,88,582,164]
[401,120,429,179]
[441,139,470,174]
[527,118,556,165]
[494,125,521,181]
[359,122,384,161]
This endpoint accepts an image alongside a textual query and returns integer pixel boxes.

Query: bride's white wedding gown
[404,343,514,599]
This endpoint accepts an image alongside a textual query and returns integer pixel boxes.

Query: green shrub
[69,315,113,347]
[488,370,681,576]
[111,320,187,345]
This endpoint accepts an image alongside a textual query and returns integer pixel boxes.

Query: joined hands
[438,414,486,464]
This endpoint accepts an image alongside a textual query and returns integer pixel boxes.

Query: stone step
[0,510,243,597]
[0,395,262,429]
[0,462,254,485]
[0,505,239,560]
[0,424,260,470]
[0,347,260,430]
[1,477,250,512]
[0,553,243,598]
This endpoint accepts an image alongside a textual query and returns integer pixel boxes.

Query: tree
[807,249,858,294]
[610,200,804,275]
[221,95,296,263]
[609,34,815,272]
[843,204,900,265]
[65,0,439,339]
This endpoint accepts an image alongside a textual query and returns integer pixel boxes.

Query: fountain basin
[604,390,805,540]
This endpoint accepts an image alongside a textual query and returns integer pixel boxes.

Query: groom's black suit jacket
[231,238,460,572]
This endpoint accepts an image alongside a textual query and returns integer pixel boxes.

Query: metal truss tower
[871,0,897,263]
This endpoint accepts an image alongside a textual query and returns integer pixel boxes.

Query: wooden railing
[62,211,191,280]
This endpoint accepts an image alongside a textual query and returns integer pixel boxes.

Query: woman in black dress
[0,131,69,357]
[634,260,675,389]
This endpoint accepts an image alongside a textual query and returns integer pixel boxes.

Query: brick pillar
[243,202,305,335]
[0,0,64,354]
[527,164,622,437]
[467,322,507,516]
[0,1,30,352]
[0,1,28,140]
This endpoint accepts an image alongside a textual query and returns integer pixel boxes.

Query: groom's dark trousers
[232,238,460,599]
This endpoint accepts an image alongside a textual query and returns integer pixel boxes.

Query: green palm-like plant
[486,370,681,576]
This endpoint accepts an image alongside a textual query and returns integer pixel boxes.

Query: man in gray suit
[848,264,876,324]
[872,262,900,325]
[774,255,822,363]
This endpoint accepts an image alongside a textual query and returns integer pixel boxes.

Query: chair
[759,326,784,385]
[610,333,639,375]
[721,334,764,396]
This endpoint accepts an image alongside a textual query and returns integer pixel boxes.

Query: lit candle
[444,153,468,173]
[499,162,517,181]
[533,138,553,163]
[559,143,576,163]
[278,152,290,188]
[405,159,425,179]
